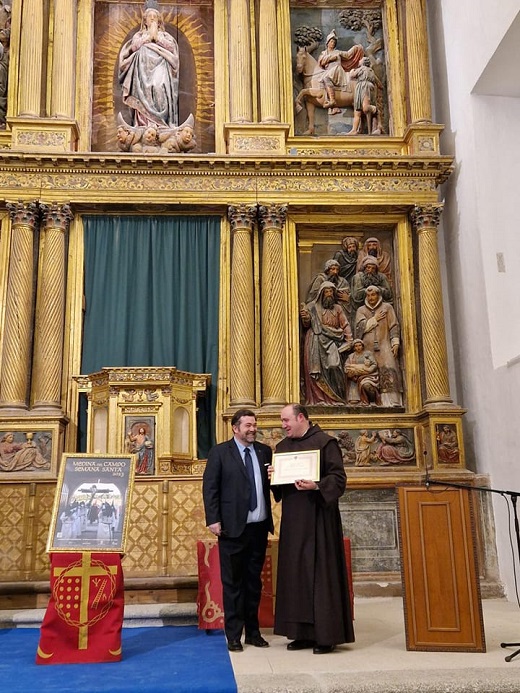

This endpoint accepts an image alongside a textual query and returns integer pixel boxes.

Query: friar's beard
[321,295,336,309]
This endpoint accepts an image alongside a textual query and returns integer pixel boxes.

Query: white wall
[428,0,520,599]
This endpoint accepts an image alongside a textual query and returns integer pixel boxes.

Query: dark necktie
[244,447,257,511]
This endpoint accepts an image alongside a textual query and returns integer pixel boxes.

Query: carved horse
[294,43,357,136]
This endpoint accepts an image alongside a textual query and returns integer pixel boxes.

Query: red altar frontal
[196,538,353,630]
[36,552,125,665]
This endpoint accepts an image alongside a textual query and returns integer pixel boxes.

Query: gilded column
[228,0,253,123]
[228,204,257,406]
[404,0,432,123]
[0,203,40,411]
[410,204,452,406]
[258,203,287,406]
[50,0,77,119]
[258,0,280,123]
[18,0,44,116]
[32,203,73,412]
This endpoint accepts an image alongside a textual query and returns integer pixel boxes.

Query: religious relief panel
[291,2,388,137]
[298,226,404,411]
[92,1,214,153]
[328,428,417,468]
[433,419,464,468]
[0,424,61,479]
[256,424,417,470]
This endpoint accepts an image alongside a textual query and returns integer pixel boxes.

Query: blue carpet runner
[0,626,237,692]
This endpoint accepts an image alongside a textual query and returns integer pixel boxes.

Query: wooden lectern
[397,484,486,652]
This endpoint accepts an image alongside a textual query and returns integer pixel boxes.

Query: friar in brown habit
[271,403,354,655]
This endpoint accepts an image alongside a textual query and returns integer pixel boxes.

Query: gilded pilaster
[18,0,44,117]
[228,204,257,406]
[32,203,73,412]
[228,0,253,123]
[50,0,77,119]
[258,203,287,407]
[258,0,280,123]
[403,0,432,123]
[0,203,40,411]
[410,204,452,406]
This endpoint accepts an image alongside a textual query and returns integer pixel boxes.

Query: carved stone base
[8,117,79,152]
[224,123,290,155]
[404,123,443,156]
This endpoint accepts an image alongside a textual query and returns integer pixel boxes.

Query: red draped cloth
[196,539,277,629]
[36,552,124,665]
[196,538,353,628]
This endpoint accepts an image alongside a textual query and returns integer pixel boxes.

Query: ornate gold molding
[0,152,453,203]
[9,118,80,153]
[225,124,291,154]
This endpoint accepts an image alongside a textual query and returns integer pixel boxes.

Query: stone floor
[2,597,520,692]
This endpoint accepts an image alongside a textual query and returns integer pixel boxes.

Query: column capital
[228,203,257,231]
[258,203,288,232]
[6,201,40,227]
[410,203,444,231]
[40,202,73,231]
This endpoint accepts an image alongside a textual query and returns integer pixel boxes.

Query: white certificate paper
[271,450,320,485]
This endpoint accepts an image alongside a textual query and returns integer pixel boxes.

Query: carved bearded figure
[301,281,353,405]
[355,285,402,407]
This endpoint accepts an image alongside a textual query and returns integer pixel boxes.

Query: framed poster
[46,453,136,553]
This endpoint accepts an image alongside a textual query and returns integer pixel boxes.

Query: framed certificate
[271,450,320,485]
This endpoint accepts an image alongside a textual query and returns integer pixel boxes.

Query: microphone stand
[425,475,520,662]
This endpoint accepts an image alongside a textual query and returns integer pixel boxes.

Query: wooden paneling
[397,485,485,652]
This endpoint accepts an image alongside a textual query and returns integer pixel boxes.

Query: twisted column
[32,203,73,412]
[410,204,452,406]
[228,204,257,406]
[258,0,280,123]
[18,0,44,116]
[50,0,77,119]
[0,203,40,410]
[228,0,253,123]
[404,0,432,123]
[258,204,287,406]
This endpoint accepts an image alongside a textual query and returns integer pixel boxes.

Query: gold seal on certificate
[271,450,320,485]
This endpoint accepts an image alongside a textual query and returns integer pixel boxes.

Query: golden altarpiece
[0,0,500,607]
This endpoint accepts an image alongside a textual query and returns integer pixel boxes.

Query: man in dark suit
[203,409,273,652]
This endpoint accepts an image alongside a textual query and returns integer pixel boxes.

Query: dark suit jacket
[202,438,274,538]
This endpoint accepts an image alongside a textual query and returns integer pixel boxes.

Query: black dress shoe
[227,639,243,652]
[244,634,269,647]
[287,639,315,651]
[313,644,335,654]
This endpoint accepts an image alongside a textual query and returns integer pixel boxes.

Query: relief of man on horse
[295,30,380,137]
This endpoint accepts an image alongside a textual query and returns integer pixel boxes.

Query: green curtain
[81,215,221,457]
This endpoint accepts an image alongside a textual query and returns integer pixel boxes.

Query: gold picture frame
[46,453,136,553]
